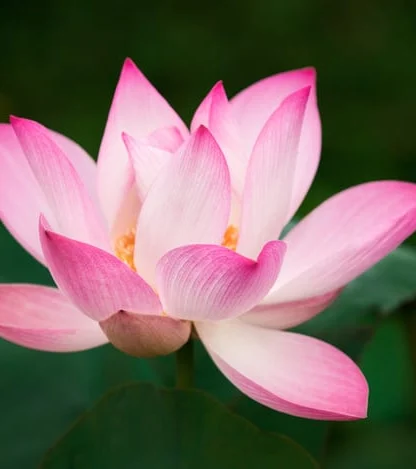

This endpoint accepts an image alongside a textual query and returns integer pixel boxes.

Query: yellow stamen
[222,225,239,251]
[114,228,136,271]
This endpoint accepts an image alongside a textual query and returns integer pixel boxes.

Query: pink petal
[156,241,286,321]
[10,117,108,250]
[100,311,190,357]
[191,82,244,193]
[238,87,311,259]
[39,219,162,322]
[268,181,416,302]
[147,126,184,152]
[230,68,321,218]
[0,124,53,264]
[197,320,368,420]
[123,133,171,202]
[134,127,231,285]
[97,58,188,232]
[0,284,107,352]
[242,290,340,330]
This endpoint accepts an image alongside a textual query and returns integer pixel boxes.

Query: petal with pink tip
[231,68,321,218]
[238,87,311,259]
[242,290,340,330]
[268,181,416,303]
[0,124,53,264]
[191,82,244,193]
[135,127,231,285]
[156,241,286,321]
[123,133,171,202]
[0,284,107,352]
[39,220,162,321]
[197,320,368,420]
[97,58,188,231]
[11,117,108,250]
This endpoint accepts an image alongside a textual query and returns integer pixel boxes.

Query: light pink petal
[242,290,340,330]
[231,68,321,217]
[156,241,286,321]
[0,284,107,352]
[147,126,184,152]
[0,124,53,264]
[39,219,162,322]
[191,82,245,193]
[134,127,231,285]
[97,58,188,231]
[123,133,171,202]
[50,130,98,204]
[238,87,311,259]
[268,181,416,303]
[10,117,108,250]
[197,320,368,420]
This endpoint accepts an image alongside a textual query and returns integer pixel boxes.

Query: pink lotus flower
[1,59,416,420]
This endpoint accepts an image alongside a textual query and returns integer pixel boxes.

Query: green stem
[176,338,194,388]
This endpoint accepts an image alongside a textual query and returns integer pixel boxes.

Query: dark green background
[1,1,416,468]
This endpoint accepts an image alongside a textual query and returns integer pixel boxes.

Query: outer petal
[39,219,162,322]
[231,68,321,218]
[10,117,108,250]
[134,127,231,285]
[191,82,245,193]
[267,181,416,303]
[197,320,368,420]
[0,123,98,264]
[97,58,188,231]
[156,241,286,321]
[238,87,311,259]
[123,133,171,202]
[242,290,340,330]
[0,284,107,352]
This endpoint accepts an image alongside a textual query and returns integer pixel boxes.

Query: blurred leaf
[327,421,416,469]
[40,383,318,469]
[0,341,174,469]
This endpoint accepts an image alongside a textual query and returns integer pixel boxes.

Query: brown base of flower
[99,310,191,358]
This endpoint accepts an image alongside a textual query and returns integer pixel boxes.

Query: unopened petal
[156,241,286,321]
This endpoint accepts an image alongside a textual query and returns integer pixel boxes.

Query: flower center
[114,224,239,270]
[114,228,136,271]
[221,225,239,251]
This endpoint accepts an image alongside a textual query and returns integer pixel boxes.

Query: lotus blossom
[1,58,416,421]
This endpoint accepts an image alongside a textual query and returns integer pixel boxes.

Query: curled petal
[156,241,286,321]
[197,320,368,420]
[0,284,107,352]
[39,218,162,321]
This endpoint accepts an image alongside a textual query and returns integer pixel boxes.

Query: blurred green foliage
[1,0,416,468]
